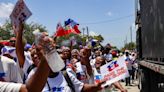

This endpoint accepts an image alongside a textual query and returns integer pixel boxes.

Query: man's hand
[82,80,105,92]
[80,49,88,58]
[95,80,106,90]
[12,21,24,35]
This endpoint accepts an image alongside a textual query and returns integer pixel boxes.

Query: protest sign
[10,0,32,31]
[100,56,129,87]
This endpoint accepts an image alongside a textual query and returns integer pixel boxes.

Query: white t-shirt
[27,68,84,92]
[90,59,96,68]
[1,46,33,80]
[0,82,22,92]
[25,67,37,83]
[75,62,89,83]
[0,56,23,83]
[22,51,33,79]
[13,51,33,81]
[43,72,72,92]
[124,55,133,70]
[66,68,84,92]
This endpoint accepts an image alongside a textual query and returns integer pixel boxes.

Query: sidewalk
[115,80,140,92]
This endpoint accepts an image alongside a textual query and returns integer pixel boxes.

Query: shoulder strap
[46,81,52,92]
[62,70,75,92]
[27,64,36,75]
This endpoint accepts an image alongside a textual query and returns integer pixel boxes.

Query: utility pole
[86,26,89,39]
[126,35,127,45]
[86,26,89,41]
[82,27,85,38]
[82,27,85,46]
[130,26,132,43]
[86,26,89,36]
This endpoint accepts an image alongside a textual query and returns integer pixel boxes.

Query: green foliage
[121,42,136,51]
[0,20,14,40]
[0,20,47,44]
[93,35,104,42]
[23,22,47,44]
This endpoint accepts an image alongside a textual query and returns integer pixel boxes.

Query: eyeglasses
[10,40,16,43]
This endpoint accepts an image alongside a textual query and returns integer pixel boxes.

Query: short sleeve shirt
[0,82,22,92]
[0,56,23,83]
[66,68,84,92]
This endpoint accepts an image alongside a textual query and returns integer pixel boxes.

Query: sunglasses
[10,40,16,43]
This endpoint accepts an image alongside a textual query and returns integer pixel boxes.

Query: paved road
[115,81,140,92]
[102,80,140,92]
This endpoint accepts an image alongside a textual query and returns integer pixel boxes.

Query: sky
[0,0,136,49]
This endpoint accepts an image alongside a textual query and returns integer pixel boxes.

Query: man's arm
[14,53,50,92]
[82,81,105,92]
[15,23,25,68]
[14,22,50,92]
[25,48,50,92]
[82,48,93,76]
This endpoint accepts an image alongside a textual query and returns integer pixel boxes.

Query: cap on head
[9,37,16,41]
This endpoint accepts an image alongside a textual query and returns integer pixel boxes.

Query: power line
[81,14,134,25]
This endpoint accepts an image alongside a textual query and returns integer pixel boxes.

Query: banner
[100,56,129,87]
[10,0,32,31]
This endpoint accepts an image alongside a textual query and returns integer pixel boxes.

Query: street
[115,81,140,92]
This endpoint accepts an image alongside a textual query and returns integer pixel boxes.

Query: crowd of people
[0,22,138,92]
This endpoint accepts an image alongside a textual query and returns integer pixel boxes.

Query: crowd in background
[0,23,138,92]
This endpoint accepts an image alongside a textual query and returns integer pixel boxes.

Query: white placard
[10,0,32,31]
[100,56,129,87]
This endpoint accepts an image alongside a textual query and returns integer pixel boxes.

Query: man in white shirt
[1,46,33,81]
[0,55,23,83]
[0,22,51,92]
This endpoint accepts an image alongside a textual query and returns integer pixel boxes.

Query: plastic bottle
[44,49,65,72]
[34,31,65,72]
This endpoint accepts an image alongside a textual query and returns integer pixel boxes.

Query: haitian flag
[65,18,81,34]
[94,75,102,83]
[64,25,78,35]
[54,22,74,37]
[55,21,80,37]
[54,23,65,37]
[107,60,119,71]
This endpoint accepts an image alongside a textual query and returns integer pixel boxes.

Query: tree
[121,42,136,51]
[0,20,14,40]
[23,22,47,44]
[93,35,104,42]
[0,20,47,44]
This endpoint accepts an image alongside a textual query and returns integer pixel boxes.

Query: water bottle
[34,32,65,72]
[44,49,65,72]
